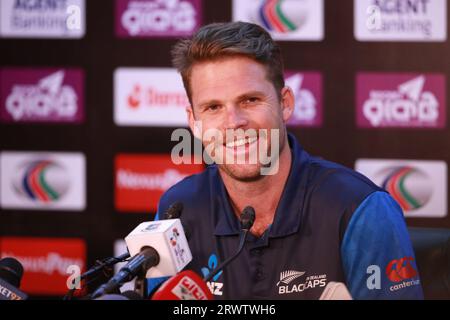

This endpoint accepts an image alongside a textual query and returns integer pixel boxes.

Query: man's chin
[218,163,263,182]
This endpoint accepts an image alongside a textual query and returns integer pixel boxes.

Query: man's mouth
[224,135,258,149]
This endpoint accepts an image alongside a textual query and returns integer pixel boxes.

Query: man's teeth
[225,136,258,148]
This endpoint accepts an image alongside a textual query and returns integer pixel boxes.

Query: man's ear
[280,86,295,123]
[186,106,202,140]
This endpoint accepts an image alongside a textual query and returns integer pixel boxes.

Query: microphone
[91,247,159,299]
[203,206,255,283]
[82,252,130,280]
[92,218,192,299]
[163,202,184,220]
[161,201,191,240]
[0,257,28,301]
[63,252,130,300]
[94,290,143,300]
[152,270,213,300]
[125,218,192,279]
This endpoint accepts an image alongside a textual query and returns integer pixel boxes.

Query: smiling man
[153,21,423,300]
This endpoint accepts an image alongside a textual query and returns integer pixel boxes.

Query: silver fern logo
[277,270,305,286]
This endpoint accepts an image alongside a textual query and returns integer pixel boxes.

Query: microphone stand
[63,252,130,300]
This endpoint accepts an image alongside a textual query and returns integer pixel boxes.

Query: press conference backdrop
[0,0,449,297]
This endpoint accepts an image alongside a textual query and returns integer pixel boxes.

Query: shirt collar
[211,133,310,238]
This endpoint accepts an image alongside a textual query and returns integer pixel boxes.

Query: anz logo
[201,254,223,296]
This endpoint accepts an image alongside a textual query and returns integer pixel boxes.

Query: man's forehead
[189,57,273,104]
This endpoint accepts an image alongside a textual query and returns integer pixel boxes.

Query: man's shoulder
[305,156,383,205]
[158,165,214,212]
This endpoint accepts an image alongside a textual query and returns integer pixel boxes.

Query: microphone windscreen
[0,257,24,287]
[240,206,256,230]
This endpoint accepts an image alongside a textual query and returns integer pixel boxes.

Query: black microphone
[80,252,130,281]
[161,201,191,240]
[63,252,131,300]
[91,247,159,299]
[94,290,143,300]
[0,257,28,300]
[163,201,184,220]
[203,206,256,282]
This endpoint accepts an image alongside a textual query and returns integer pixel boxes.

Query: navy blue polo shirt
[150,133,423,300]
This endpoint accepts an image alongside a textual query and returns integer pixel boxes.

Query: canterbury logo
[386,257,418,282]
[277,270,305,286]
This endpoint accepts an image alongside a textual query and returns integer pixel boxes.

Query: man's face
[187,56,294,181]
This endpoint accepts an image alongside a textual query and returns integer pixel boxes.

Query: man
[153,21,423,299]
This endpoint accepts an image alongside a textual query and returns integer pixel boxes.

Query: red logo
[115,154,204,213]
[127,84,141,108]
[386,256,418,282]
[0,237,86,295]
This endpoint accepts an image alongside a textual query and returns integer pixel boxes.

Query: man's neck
[219,140,292,237]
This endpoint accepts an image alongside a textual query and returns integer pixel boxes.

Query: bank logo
[355,159,447,218]
[285,71,322,127]
[115,0,202,38]
[0,237,86,295]
[115,154,204,212]
[356,73,446,128]
[0,68,84,123]
[0,152,86,211]
[381,166,432,211]
[354,0,447,42]
[258,0,301,33]
[277,270,305,286]
[12,160,69,204]
[386,257,418,282]
[114,68,188,127]
[232,0,324,41]
[0,0,85,38]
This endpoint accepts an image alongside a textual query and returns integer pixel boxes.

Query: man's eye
[244,97,259,104]
[207,105,220,111]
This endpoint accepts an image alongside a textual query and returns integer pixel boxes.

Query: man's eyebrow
[235,91,266,101]
[197,99,222,110]
[196,91,267,109]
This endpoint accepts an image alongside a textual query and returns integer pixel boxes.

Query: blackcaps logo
[277,269,327,295]
[277,270,305,286]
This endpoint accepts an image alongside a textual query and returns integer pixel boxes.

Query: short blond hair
[171,21,285,104]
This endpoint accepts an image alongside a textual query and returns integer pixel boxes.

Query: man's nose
[224,105,248,129]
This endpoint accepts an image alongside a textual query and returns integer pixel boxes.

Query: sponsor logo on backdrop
[285,71,322,127]
[0,0,85,38]
[355,159,447,217]
[0,68,84,123]
[354,0,447,42]
[115,154,203,212]
[0,237,86,295]
[114,68,189,127]
[115,0,202,38]
[232,0,324,41]
[356,73,446,128]
[0,151,86,210]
